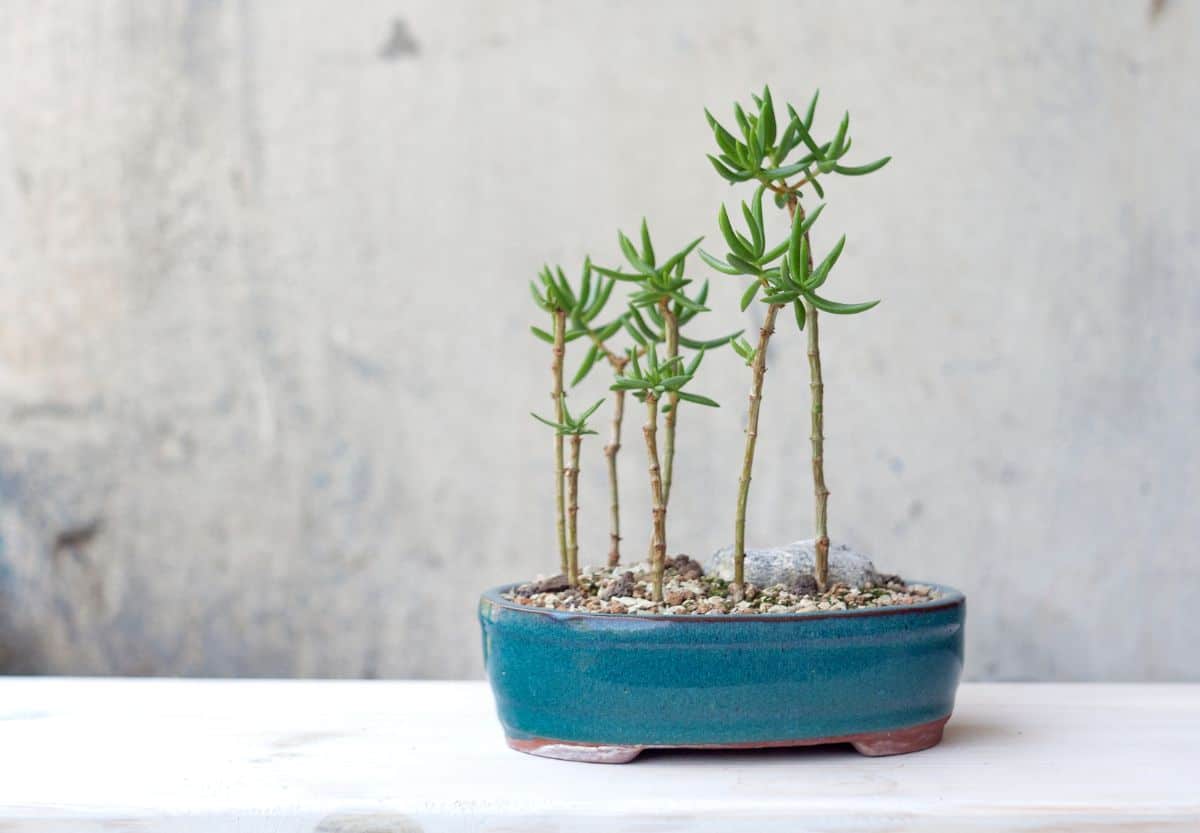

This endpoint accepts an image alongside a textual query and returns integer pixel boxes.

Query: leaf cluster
[705,86,890,199]
[611,345,718,411]
[569,222,743,387]
[531,395,605,436]
[698,186,878,334]
[529,261,620,346]
[594,220,706,313]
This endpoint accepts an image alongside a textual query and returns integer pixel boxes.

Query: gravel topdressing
[505,555,941,616]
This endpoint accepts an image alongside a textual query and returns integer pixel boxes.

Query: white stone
[707,539,879,588]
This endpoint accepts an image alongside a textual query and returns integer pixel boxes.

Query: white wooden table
[0,679,1196,832]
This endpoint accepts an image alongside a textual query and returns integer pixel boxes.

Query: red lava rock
[668,554,705,580]
[790,574,819,596]
[599,571,636,601]
[532,574,571,593]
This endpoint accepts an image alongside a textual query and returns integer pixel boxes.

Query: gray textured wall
[1,1,1197,681]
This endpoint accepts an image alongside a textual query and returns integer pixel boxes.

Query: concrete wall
[1,0,1197,680]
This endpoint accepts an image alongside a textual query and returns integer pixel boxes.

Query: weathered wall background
[1,1,1197,680]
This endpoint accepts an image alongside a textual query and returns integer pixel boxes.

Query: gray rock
[707,539,878,588]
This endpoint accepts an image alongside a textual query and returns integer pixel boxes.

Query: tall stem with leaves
[788,199,832,589]
[566,267,634,567]
[596,222,740,567]
[604,381,626,566]
[701,86,889,592]
[642,391,666,599]
[565,433,582,581]
[733,304,779,588]
[551,309,568,574]
[532,263,606,579]
[660,303,680,504]
[532,396,604,587]
[613,345,719,600]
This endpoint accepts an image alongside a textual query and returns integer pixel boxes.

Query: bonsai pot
[479,583,965,763]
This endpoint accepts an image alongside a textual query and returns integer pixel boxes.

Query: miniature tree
[530,263,609,578]
[700,87,890,592]
[532,396,605,586]
[611,345,717,601]
[594,223,740,565]
[566,273,633,567]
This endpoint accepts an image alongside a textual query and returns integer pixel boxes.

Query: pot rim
[481,581,964,624]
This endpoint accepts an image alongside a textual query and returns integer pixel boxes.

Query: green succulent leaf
[640,219,656,267]
[803,89,820,128]
[718,204,755,262]
[762,290,799,304]
[583,278,616,321]
[554,267,577,308]
[787,105,824,158]
[760,160,809,179]
[740,280,761,311]
[834,157,892,176]
[530,325,554,344]
[759,85,776,149]
[660,236,704,275]
[619,232,656,276]
[670,292,709,313]
[596,317,623,341]
[626,306,658,340]
[676,391,720,408]
[707,154,750,183]
[777,257,798,290]
[698,248,740,275]
[679,330,743,350]
[805,292,880,315]
[531,412,568,432]
[761,236,789,264]
[830,112,850,158]
[571,344,600,387]
[808,234,846,289]
[793,299,807,331]
[741,200,764,257]
[733,103,752,140]
[578,398,605,423]
[706,110,742,158]
[621,316,648,346]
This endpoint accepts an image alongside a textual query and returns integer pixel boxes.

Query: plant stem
[647,301,681,567]
[643,393,667,602]
[661,302,680,506]
[806,299,830,590]
[581,327,632,567]
[551,309,569,578]
[565,434,582,586]
[604,385,626,567]
[788,198,831,591]
[733,300,780,591]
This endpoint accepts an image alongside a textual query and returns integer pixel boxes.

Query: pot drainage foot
[850,716,948,757]
[505,715,950,763]
[507,736,643,764]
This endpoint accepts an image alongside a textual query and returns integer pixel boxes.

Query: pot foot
[850,716,948,757]
[507,736,644,764]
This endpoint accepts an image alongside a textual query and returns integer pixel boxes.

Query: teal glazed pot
[479,583,965,763]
